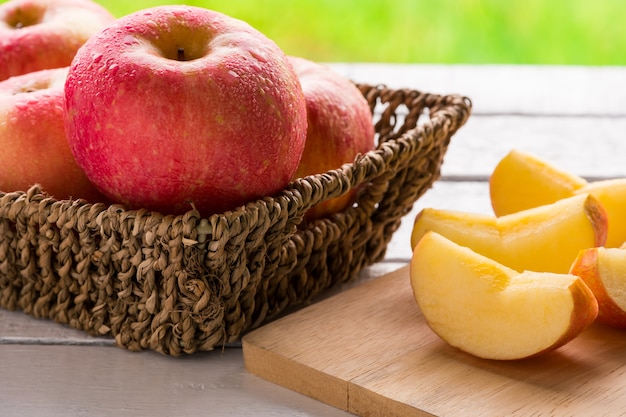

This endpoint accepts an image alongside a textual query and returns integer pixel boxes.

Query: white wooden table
[2,64,626,416]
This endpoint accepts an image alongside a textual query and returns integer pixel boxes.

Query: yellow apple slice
[490,149,587,217]
[410,194,607,274]
[489,150,626,248]
[573,179,626,248]
[570,247,626,328]
[411,231,598,360]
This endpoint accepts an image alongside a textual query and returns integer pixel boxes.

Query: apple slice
[410,194,608,274]
[489,150,626,247]
[573,179,626,248]
[490,149,587,217]
[411,231,598,360]
[570,247,626,328]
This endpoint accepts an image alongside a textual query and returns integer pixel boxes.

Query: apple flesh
[411,194,608,274]
[0,67,106,202]
[570,247,626,328]
[411,231,598,360]
[64,5,308,215]
[489,149,626,247]
[0,0,115,81]
[289,56,375,221]
[490,149,587,217]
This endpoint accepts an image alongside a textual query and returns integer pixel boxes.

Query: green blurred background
[79,1,626,65]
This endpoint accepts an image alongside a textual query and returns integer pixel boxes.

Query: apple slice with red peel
[411,231,599,360]
[570,247,626,328]
[411,193,608,274]
[573,179,626,248]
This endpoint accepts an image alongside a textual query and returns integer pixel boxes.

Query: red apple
[289,56,375,221]
[0,67,106,202]
[64,5,308,216]
[0,0,115,81]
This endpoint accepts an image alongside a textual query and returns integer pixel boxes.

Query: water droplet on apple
[145,20,158,30]
[123,35,137,46]
[108,64,120,76]
[92,53,103,64]
[249,50,268,64]
[248,61,262,72]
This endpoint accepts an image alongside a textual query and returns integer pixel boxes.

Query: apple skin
[0,67,107,202]
[0,0,115,81]
[573,179,626,248]
[64,5,308,216]
[570,247,626,328]
[289,56,375,221]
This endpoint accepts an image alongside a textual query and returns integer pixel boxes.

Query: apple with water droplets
[64,5,308,215]
[0,67,106,202]
[289,56,375,221]
[0,0,115,81]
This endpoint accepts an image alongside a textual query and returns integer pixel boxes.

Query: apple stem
[177,47,185,61]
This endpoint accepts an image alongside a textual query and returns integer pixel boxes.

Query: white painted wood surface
[2,64,626,416]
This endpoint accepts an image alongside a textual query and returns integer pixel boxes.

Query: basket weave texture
[0,84,471,355]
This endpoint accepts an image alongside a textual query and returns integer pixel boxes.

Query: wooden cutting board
[242,266,626,417]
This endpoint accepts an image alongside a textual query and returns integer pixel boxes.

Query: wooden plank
[0,344,354,417]
[441,115,626,179]
[330,63,626,116]
[242,266,626,417]
[0,309,113,346]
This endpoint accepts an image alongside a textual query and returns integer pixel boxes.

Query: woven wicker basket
[0,84,471,355]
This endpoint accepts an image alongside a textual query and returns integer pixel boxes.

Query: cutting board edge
[348,382,438,417]
[242,336,350,412]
